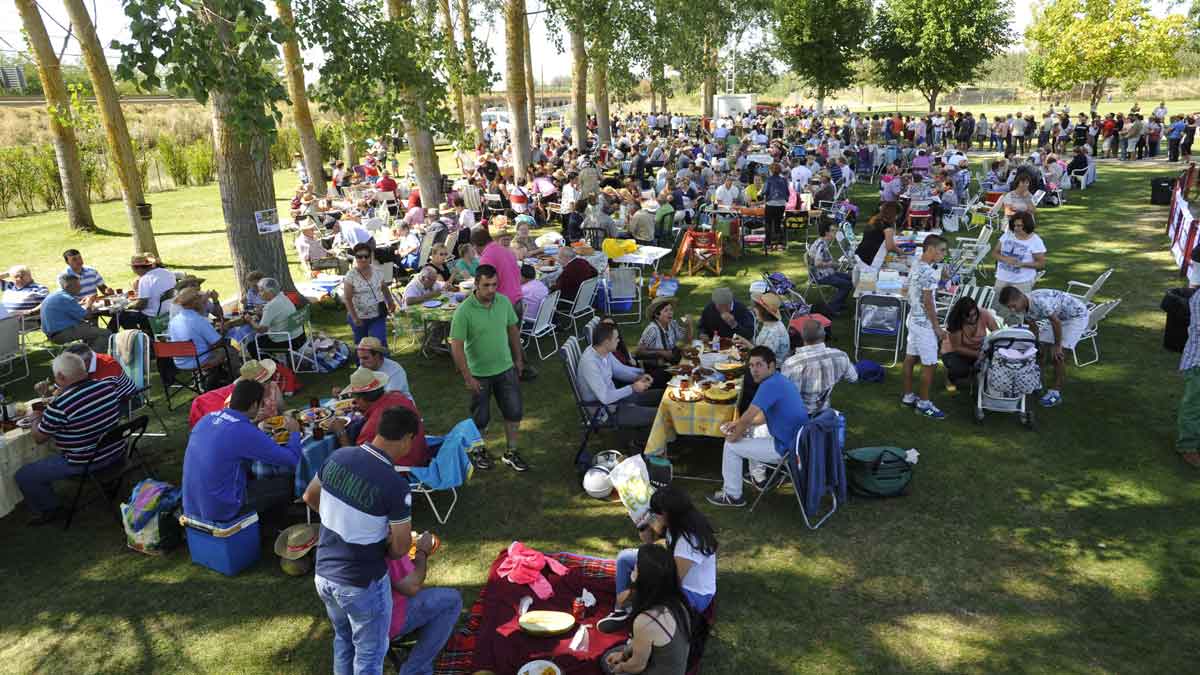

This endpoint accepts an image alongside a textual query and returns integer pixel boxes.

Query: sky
[0,0,1187,89]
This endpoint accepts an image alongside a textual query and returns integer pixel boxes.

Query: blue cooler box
[182,512,261,576]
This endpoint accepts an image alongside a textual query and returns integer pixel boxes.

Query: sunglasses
[354,254,372,260]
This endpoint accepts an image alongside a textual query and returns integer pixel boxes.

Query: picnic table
[643,351,745,456]
[0,425,53,519]
[611,245,672,272]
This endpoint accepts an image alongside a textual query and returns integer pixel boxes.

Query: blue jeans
[816,272,853,314]
[615,548,713,614]
[394,588,463,675]
[15,453,120,513]
[349,314,388,348]
[315,574,393,675]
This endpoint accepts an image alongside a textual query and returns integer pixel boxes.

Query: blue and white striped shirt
[1,281,48,313]
[63,265,105,297]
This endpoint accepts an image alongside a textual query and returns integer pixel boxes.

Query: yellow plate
[331,399,356,415]
[518,610,576,637]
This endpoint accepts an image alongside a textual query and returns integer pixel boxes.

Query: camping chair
[152,339,231,410]
[1070,168,1089,190]
[653,204,677,248]
[253,306,318,373]
[582,227,608,250]
[62,416,153,530]
[906,199,934,230]
[109,330,169,438]
[687,231,724,276]
[1065,268,1113,308]
[559,337,619,469]
[482,193,507,220]
[855,294,904,366]
[604,267,642,324]
[398,420,479,525]
[521,289,561,360]
[1071,298,1121,367]
[556,276,600,338]
[800,249,831,303]
[148,314,171,341]
[748,411,845,530]
[0,314,29,386]
[374,190,399,217]
[461,184,484,218]
[442,229,460,264]
[936,284,995,324]
[582,316,602,346]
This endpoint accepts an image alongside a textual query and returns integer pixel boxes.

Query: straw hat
[553,168,567,181]
[356,336,387,354]
[754,292,783,320]
[346,366,387,394]
[274,523,319,561]
[239,358,277,384]
[130,253,158,267]
[175,274,206,291]
[647,295,677,319]
[175,287,205,310]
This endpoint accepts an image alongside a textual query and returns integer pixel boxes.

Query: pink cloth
[496,541,567,600]
[478,242,523,308]
[387,556,416,639]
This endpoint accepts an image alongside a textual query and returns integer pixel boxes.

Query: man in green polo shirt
[449,263,529,472]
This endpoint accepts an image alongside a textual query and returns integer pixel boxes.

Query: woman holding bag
[342,242,396,346]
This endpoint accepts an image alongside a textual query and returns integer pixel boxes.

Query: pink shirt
[387,556,415,639]
[478,242,523,308]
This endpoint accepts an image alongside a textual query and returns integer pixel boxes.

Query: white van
[480,109,513,132]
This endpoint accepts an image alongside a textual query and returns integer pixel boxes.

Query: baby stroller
[975,328,1041,429]
[762,272,811,320]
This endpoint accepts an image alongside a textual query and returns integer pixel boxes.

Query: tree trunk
[458,0,483,142]
[16,0,94,231]
[816,86,825,115]
[523,12,537,138]
[926,89,939,113]
[702,41,716,118]
[593,57,611,148]
[1090,79,1106,113]
[505,0,531,182]
[569,18,589,150]
[387,0,443,209]
[340,116,355,167]
[437,0,465,127]
[274,0,328,198]
[63,0,154,250]
[210,92,297,295]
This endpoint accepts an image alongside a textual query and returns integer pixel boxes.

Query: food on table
[669,388,702,403]
[692,367,715,379]
[318,415,350,431]
[298,407,333,424]
[679,378,691,390]
[273,429,291,444]
[331,399,355,415]
[703,386,738,404]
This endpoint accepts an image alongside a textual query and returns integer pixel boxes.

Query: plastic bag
[861,305,899,332]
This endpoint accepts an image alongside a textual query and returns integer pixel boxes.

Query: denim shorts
[470,367,523,429]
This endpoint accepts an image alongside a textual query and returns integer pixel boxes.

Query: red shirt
[376,176,398,194]
[91,353,126,381]
[554,256,598,302]
[407,188,421,209]
[355,391,431,467]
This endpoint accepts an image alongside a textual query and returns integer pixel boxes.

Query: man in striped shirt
[16,351,136,525]
[781,319,858,415]
[1,265,49,315]
[62,249,109,298]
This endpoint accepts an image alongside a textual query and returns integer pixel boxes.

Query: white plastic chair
[1065,268,1113,308]
[521,289,561,361]
[0,314,29,385]
[556,275,600,338]
[1071,168,1088,190]
[1073,299,1121,367]
[253,306,318,373]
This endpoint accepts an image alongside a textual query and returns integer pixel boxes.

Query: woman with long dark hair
[599,485,718,633]
[602,544,691,675]
[941,296,998,390]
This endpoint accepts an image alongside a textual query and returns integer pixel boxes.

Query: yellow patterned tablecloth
[0,427,54,519]
[644,387,740,456]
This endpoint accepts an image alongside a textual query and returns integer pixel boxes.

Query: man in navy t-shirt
[708,346,808,507]
[303,406,420,674]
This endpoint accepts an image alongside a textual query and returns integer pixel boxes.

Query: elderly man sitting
[404,265,445,306]
[699,287,755,341]
[577,321,661,436]
[183,379,302,522]
[552,246,598,303]
[167,287,233,374]
[243,277,305,360]
[782,319,858,415]
[326,367,431,467]
[40,272,111,354]
[16,352,137,525]
[2,265,49,316]
[295,222,344,273]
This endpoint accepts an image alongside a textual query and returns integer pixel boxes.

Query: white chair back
[608,267,638,300]
[0,315,22,364]
[1082,268,1114,304]
[531,289,560,335]
[1086,298,1120,332]
[572,276,601,314]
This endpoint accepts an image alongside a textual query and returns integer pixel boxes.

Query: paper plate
[518,610,576,637]
[331,399,356,415]
[518,660,563,675]
[299,407,333,424]
[422,300,443,308]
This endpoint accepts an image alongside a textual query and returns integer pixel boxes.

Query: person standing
[763,163,790,251]
[991,212,1047,324]
[343,242,397,346]
[448,265,529,472]
[303,407,421,675]
[900,235,949,420]
[1177,288,1200,468]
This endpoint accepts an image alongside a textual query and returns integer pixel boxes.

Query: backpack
[844,446,914,497]
[854,359,885,383]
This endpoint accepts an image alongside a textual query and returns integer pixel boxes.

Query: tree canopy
[1026,0,1188,111]
[774,0,871,111]
[867,0,1014,112]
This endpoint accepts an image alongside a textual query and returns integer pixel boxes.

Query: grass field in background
[0,155,1198,673]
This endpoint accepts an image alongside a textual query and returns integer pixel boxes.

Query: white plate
[518,660,562,675]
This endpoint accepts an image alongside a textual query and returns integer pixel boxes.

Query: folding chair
[152,340,231,410]
[1070,168,1088,190]
[1031,189,1046,207]
[62,416,154,530]
[687,231,724,276]
[109,330,169,438]
[398,420,478,525]
[0,314,29,386]
[800,249,831,303]
[582,227,608,250]
[254,306,319,373]
[521,289,561,360]
[559,337,619,469]
[556,276,600,338]
[906,199,934,230]
[1065,268,1113,308]
[604,267,643,324]
[855,294,905,367]
[1072,299,1121,367]
[748,411,845,530]
[582,316,602,346]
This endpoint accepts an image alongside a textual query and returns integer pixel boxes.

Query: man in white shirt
[560,174,580,215]
[714,176,741,208]
[403,265,444,305]
[790,160,813,191]
[351,336,412,399]
[577,322,660,430]
[334,219,373,248]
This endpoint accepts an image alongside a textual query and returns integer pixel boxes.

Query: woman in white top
[989,173,1038,220]
[992,211,1047,322]
[343,242,396,346]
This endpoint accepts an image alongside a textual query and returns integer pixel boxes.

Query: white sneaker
[901,393,919,407]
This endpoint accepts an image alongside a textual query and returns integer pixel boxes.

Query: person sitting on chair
[782,319,858,415]
[403,265,445,307]
[167,287,233,373]
[578,321,663,432]
[16,352,137,526]
[62,342,125,381]
[40,272,111,354]
[698,287,754,341]
[327,367,431,467]
[807,221,853,316]
[385,530,463,673]
[336,337,411,400]
[601,544,694,675]
[552,246,598,304]
[244,277,305,360]
[182,379,302,522]
[707,346,808,507]
[519,264,549,327]
[1,264,49,316]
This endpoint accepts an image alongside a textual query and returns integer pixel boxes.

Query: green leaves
[774,0,871,102]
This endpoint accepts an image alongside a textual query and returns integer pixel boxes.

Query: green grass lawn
[1,156,1198,673]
